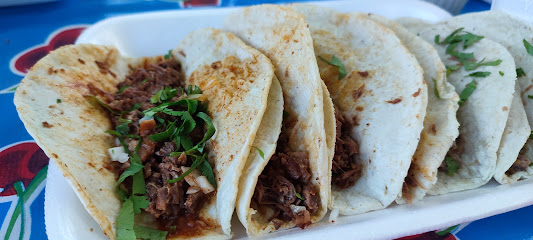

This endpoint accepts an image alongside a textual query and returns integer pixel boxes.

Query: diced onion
[186,187,201,194]
[290,205,306,214]
[115,138,121,146]
[195,176,215,193]
[329,208,339,223]
[108,147,129,163]
[138,115,154,124]
[181,167,201,187]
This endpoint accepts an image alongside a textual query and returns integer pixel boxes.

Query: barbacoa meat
[106,59,212,228]
[506,146,531,176]
[252,121,320,229]
[332,105,363,189]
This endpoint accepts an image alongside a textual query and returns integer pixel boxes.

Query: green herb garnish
[499,71,504,76]
[517,68,526,77]
[117,86,130,94]
[524,39,533,56]
[432,78,441,99]
[134,226,168,240]
[253,146,265,159]
[56,99,62,103]
[198,160,217,187]
[529,131,533,140]
[446,65,461,76]
[445,157,459,176]
[464,58,501,71]
[164,50,172,60]
[186,85,202,95]
[468,71,491,78]
[86,95,118,115]
[458,80,476,105]
[528,95,533,99]
[318,55,347,80]
[150,87,178,104]
[294,189,305,200]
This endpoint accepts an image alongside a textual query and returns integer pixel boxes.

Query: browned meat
[280,152,311,182]
[107,59,213,229]
[332,105,363,189]
[506,149,531,176]
[184,191,205,214]
[251,118,321,229]
[294,209,311,229]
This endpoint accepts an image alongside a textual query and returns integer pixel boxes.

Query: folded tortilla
[398,19,517,194]
[14,28,277,239]
[291,4,427,215]
[363,14,460,203]
[222,5,330,235]
[436,11,533,183]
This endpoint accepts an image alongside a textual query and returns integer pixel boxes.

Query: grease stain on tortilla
[502,106,508,111]
[386,97,402,104]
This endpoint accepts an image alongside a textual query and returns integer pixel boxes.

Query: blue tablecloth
[3,0,533,239]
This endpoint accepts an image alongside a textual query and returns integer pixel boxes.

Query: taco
[290,4,427,215]
[398,19,518,194]
[363,13,460,204]
[14,28,278,239]
[435,11,533,184]
[222,5,331,235]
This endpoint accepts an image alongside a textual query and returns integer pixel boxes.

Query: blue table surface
[3,0,533,239]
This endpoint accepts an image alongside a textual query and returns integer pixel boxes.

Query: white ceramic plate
[47,1,533,239]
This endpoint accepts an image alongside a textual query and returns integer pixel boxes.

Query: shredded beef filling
[252,121,320,229]
[106,59,211,230]
[332,105,362,189]
[439,136,465,173]
[506,146,531,176]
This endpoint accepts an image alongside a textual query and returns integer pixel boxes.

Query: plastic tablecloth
[2,0,533,239]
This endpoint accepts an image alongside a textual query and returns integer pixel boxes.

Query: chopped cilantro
[198,160,217,187]
[294,189,305,200]
[56,99,61,103]
[150,87,178,104]
[134,226,168,240]
[117,161,143,186]
[464,58,501,71]
[164,50,172,60]
[445,157,459,176]
[86,95,119,115]
[131,195,149,214]
[517,68,526,77]
[530,131,533,140]
[9,86,18,92]
[117,86,130,94]
[446,65,460,76]
[499,71,504,76]
[528,95,533,99]
[116,198,136,240]
[167,154,207,184]
[468,71,491,77]
[458,80,476,105]
[432,78,441,99]
[253,146,265,159]
[524,39,533,56]
[186,85,202,95]
[141,78,149,84]
[318,55,347,80]
[116,119,132,136]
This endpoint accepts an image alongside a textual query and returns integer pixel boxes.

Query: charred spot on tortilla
[94,56,219,239]
[252,116,320,229]
[431,124,437,135]
[412,88,422,97]
[386,97,402,104]
[42,121,53,128]
[78,58,85,64]
[352,84,365,101]
[332,105,362,189]
[357,71,369,77]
